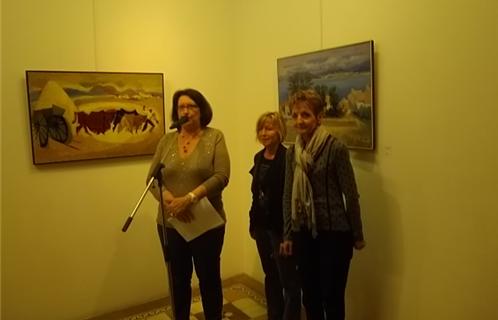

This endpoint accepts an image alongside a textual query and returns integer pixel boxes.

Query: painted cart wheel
[47,115,69,143]
[33,115,49,147]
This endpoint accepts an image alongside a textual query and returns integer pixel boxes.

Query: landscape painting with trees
[277,41,374,149]
[26,71,165,164]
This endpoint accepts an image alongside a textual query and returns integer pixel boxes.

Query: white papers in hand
[167,198,225,242]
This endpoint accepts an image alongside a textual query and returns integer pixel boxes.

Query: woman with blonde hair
[249,112,301,320]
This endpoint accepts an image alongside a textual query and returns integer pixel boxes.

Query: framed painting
[277,40,375,150]
[25,71,165,164]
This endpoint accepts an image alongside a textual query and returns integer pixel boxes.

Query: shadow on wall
[347,151,404,320]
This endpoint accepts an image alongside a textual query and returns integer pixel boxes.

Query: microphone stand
[121,164,177,319]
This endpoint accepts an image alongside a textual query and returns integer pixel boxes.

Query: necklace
[180,130,201,154]
[182,137,191,154]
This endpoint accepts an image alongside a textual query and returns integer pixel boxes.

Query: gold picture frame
[277,40,375,150]
[26,70,165,164]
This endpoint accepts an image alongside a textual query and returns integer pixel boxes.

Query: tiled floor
[89,275,267,320]
[120,282,267,320]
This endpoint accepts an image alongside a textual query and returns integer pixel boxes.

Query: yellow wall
[2,0,498,319]
[323,2,498,319]
[0,0,3,314]
[237,1,498,320]
[1,0,241,319]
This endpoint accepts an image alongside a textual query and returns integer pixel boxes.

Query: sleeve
[282,146,295,240]
[248,154,257,233]
[334,142,364,241]
[201,130,230,195]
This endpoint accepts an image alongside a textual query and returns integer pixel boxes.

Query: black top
[249,144,287,234]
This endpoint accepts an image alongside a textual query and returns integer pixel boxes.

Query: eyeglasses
[178,104,198,111]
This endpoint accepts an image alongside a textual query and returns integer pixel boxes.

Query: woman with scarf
[280,89,366,320]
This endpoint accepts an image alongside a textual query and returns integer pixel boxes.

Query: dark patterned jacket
[283,136,364,242]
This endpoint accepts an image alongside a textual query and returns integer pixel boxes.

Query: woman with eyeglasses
[147,88,230,320]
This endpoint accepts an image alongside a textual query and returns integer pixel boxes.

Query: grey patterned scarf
[291,126,330,237]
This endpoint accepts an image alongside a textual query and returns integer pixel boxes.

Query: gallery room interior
[1,0,497,319]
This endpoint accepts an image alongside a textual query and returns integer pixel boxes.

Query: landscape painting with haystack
[25,71,165,164]
[277,41,375,150]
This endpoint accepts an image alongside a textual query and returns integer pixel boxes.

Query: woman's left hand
[354,240,366,250]
[280,240,293,256]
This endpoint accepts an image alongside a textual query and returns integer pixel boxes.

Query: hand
[354,240,366,250]
[161,190,174,208]
[279,240,293,256]
[162,189,174,202]
[166,195,194,223]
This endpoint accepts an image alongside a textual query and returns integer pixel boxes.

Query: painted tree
[288,71,314,95]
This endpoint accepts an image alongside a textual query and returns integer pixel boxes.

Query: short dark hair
[288,89,325,116]
[171,88,213,127]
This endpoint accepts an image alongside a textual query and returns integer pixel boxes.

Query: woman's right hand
[354,240,366,250]
[280,240,293,256]
[161,189,174,206]
[166,195,195,223]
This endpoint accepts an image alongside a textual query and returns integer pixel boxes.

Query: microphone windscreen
[169,116,189,129]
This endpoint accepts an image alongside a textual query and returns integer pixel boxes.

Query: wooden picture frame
[277,40,375,150]
[26,71,165,164]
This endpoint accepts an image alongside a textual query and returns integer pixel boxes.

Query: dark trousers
[293,230,353,320]
[158,225,225,320]
[254,227,301,320]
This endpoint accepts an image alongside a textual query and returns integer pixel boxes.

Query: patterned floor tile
[231,298,267,318]
[117,278,266,320]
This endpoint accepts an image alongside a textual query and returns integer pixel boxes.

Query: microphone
[169,116,189,130]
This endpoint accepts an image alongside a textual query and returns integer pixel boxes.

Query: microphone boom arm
[122,162,163,232]
[121,176,156,232]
